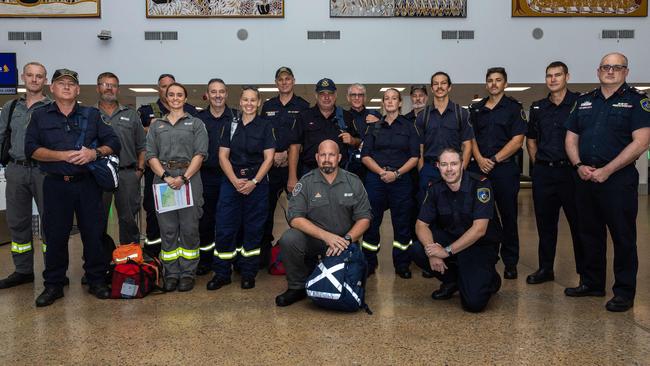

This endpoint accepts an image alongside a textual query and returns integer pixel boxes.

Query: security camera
[97,30,112,41]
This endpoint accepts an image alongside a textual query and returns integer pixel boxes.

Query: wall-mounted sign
[0,0,101,18]
[146,0,284,18]
[0,53,18,96]
[512,0,647,17]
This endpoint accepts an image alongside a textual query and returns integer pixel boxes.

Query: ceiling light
[504,87,530,92]
[366,106,381,110]
[129,88,158,93]
[635,86,650,90]
[77,101,82,104]
[379,87,405,92]
[258,87,279,92]
[17,88,27,93]
[471,98,482,102]
[370,98,381,102]
[462,106,469,109]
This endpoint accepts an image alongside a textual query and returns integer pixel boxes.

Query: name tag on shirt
[612,102,633,108]
[344,193,353,197]
[266,111,277,117]
[184,122,193,126]
[120,116,130,121]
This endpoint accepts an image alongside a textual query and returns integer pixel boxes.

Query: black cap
[52,69,79,84]
[275,67,294,79]
[410,84,428,95]
[315,78,336,92]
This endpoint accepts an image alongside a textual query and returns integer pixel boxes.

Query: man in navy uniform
[137,74,198,256]
[287,78,360,193]
[469,67,527,280]
[525,61,583,285]
[345,83,381,179]
[564,52,650,312]
[25,68,121,307]
[413,148,501,312]
[260,67,309,266]
[404,84,428,123]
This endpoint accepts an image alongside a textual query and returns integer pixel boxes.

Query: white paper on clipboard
[153,182,194,213]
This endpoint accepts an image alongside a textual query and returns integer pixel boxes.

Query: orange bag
[112,243,144,265]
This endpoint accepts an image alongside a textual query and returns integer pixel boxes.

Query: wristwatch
[181,175,189,184]
[444,245,453,257]
[344,234,352,244]
[136,167,145,173]
[573,162,584,170]
[161,171,171,180]
[489,155,497,163]
[251,178,259,185]
[394,170,401,179]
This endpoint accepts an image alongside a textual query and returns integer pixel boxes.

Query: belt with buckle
[234,166,259,178]
[9,158,38,168]
[46,173,88,182]
[161,160,190,170]
[535,159,570,168]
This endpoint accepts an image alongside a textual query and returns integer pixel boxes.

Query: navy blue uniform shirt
[418,172,501,244]
[25,103,121,176]
[261,94,309,152]
[404,109,419,124]
[565,83,650,166]
[220,115,275,168]
[416,101,474,161]
[470,96,528,157]
[197,107,237,170]
[137,98,199,128]
[527,91,579,162]
[361,115,420,168]
[349,107,382,140]
[290,105,358,168]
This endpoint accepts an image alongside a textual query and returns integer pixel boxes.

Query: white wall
[1,0,649,85]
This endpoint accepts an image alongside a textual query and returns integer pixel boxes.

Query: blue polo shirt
[418,172,501,244]
[25,103,121,176]
[527,91,579,162]
[137,98,199,128]
[416,101,474,162]
[220,115,275,169]
[197,106,238,184]
[290,105,358,169]
[470,96,528,157]
[261,94,309,152]
[361,115,419,168]
[565,83,650,166]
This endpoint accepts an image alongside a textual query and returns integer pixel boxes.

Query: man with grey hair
[564,52,650,312]
[346,83,380,178]
[0,62,51,289]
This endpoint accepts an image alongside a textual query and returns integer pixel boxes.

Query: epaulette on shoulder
[504,95,522,105]
[469,97,487,110]
[582,88,599,97]
[631,87,647,96]
[467,171,488,182]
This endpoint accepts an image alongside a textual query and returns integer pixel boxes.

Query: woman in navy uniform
[209,87,275,291]
[360,88,420,278]
[146,83,208,293]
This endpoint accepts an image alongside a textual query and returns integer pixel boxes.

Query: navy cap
[275,66,294,79]
[52,68,79,84]
[315,78,336,92]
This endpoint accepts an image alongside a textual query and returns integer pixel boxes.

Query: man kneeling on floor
[275,140,372,307]
[413,148,502,312]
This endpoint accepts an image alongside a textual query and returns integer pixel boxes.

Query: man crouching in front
[413,148,502,312]
[275,140,371,307]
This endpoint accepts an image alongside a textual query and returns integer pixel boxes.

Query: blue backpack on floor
[305,244,372,314]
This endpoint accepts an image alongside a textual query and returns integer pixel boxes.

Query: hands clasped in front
[424,242,449,274]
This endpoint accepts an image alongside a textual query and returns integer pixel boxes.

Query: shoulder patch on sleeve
[477,187,490,203]
[520,109,528,122]
[292,182,303,197]
[640,98,650,112]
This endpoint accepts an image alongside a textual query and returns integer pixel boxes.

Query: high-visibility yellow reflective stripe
[144,237,162,245]
[239,247,260,257]
[361,241,380,252]
[214,249,238,260]
[200,243,215,251]
[11,241,33,254]
[161,247,199,261]
[41,243,47,253]
[392,241,412,251]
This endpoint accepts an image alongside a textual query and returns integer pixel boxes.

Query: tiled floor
[0,189,648,365]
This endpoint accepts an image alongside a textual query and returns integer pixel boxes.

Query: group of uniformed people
[0,51,648,313]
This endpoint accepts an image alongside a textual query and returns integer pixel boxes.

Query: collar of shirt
[269,94,301,108]
[18,94,51,107]
[594,82,630,100]
[349,107,368,118]
[540,90,579,108]
[314,105,337,121]
[95,102,129,119]
[312,168,347,186]
[159,112,192,124]
[45,100,80,116]
[441,172,472,194]
[201,105,234,121]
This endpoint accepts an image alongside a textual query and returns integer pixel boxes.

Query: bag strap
[6,99,18,132]
[422,105,432,131]
[334,106,347,131]
[150,102,163,118]
[454,103,462,131]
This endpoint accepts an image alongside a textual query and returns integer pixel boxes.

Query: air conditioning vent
[308,31,341,40]
[442,30,457,40]
[602,29,634,39]
[618,29,634,39]
[8,31,41,41]
[602,30,618,39]
[458,30,474,39]
[145,31,178,41]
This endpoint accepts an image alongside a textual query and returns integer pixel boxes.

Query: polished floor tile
[0,189,648,365]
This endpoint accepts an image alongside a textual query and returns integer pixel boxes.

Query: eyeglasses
[599,64,627,72]
[348,93,365,98]
[98,82,118,89]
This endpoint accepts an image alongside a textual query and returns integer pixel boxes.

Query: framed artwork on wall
[0,0,101,18]
[330,0,467,18]
[146,0,284,18]
[512,0,647,17]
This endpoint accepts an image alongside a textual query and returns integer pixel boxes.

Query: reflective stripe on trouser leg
[11,241,33,254]
[388,174,415,270]
[145,237,162,245]
[213,179,243,279]
[176,171,203,277]
[362,241,380,251]
[238,182,268,278]
[200,243,215,252]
